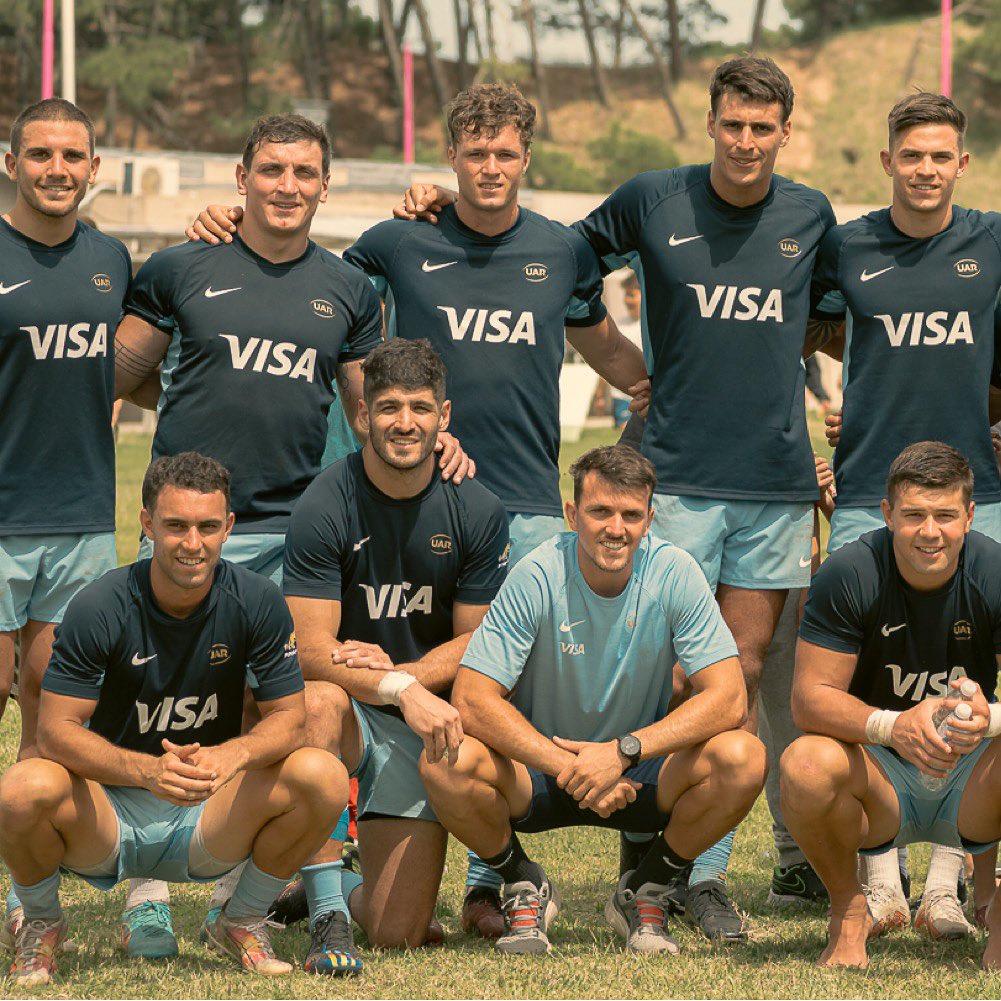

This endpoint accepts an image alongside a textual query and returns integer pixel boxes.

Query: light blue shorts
[508,512,565,567]
[138,532,286,585]
[829,501,1001,552]
[67,786,240,891]
[351,700,436,823]
[650,494,813,591]
[0,533,116,631]
[862,740,997,856]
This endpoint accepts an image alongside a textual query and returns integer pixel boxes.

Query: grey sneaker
[684,878,747,943]
[605,873,680,954]
[495,877,560,955]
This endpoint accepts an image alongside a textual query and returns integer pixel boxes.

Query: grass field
[3,423,998,998]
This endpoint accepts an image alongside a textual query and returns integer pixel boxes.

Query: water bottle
[920,687,975,791]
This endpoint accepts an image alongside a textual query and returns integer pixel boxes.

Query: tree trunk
[229,0,251,107]
[396,0,415,39]
[620,0,684,137]
[577,0,611,107]
[467,0,484,64]
[453,0,471,89]
[413,0,449,108]
[749,0,767,50]
[521,0,552,139]
[613,0,626,70]
[377,0,405,103]
[665,0,681,82]
[299,0,331,100]
[482,0,498,76]
[102,0,120,143]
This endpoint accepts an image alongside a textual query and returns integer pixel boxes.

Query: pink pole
[402,43,414,164]
[940,0,952,97]
[41,0,55,98]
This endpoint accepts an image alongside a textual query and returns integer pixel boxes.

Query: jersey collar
[440,203,526,245]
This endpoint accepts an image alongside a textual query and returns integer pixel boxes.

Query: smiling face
[361,384,449,473]
[237,139,328,238]
[448,124,529,216]
[707,91,789,197]
[5,119,98,219]
[881,482,972,588]
[881,123,967,217]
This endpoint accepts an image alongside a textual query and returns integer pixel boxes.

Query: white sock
[125,878,170,910]
[209,861,247,909]
[924,845,964,897]
[866,849,905,896]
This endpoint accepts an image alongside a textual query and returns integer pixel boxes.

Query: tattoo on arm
[114,338,163,380]
[804,317,844,358]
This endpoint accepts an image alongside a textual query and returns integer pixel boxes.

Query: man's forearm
[225,704,304,771]
[124,370,162,411]
[38,720,155,789]
[456,690,574,777]
[399,633,473,694]
[571,327,647,395]
[631,683,745,759]
[792,684,875,743]
[298,639,397,703]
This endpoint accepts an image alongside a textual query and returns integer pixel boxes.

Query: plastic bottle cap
[960,679,978,698]
[954,703,973,720]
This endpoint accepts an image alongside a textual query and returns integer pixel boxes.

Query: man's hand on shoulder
[144,739,215,806]
[400,683,464,765]
[889,699,963,777]
[436,431,476,483]
[186,204,242,244]
[393,184,457,223]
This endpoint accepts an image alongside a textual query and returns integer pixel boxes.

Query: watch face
[620,734,641,758]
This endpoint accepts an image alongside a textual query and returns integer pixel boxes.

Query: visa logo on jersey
[436,306,536,345]
[885,664,967,702]
[876,311,973,347]
[219,333,317,381]
[686,285,784,322]
[360,582,433,619]
[136,694,219,734]
[21,323,108,359]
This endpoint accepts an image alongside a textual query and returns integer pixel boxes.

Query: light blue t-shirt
[461,532,737,741]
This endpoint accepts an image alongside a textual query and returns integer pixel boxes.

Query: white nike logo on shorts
[131,653,158,666]
[204,286,242,298]
[559,618,586,633]
[422,260,458,272]
[881,623,906,637]
[668,234,703,247]
[0,280,31,295]
[798,556,812,568]
[860,266,894,283]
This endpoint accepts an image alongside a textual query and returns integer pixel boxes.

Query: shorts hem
[718,574,809,590]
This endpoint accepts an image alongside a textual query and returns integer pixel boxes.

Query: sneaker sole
[766,889,828,909]
[868,909,910,938]
[603,897,680,955]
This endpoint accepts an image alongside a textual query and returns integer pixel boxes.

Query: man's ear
[439,399,451,431]
[235,162,249,196]
[564,498,577,531]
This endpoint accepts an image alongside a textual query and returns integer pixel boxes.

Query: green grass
[3,425,997,997]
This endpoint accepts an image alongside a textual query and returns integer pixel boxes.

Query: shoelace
[227,915,285,956]
[633,892,668,930]
[313,912,353,954]
[692,883,737,919]
[15,919,60,970]
[502,889,544,933]
[922,888,970,927]
[127,901,172,931]
[865,882,908,916]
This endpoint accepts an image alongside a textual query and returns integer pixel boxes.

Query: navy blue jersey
[800,528,1001,711]
[343,206,607,516]
[0,219,130,534]
[43,559,303,754]
[574,164,835,501]
[124,235,383,534]
[283,451,509,712]
[811,207,1001,507]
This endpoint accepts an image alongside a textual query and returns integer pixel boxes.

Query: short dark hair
[709,55,794,123]
[886,441,973,507]
[887,92,967,150]
[362,339,447,406]
[242,114,331,175]
[445,83,537,151]
[569,444,657,505]
[10,98,96,156]
[142,452,231,513]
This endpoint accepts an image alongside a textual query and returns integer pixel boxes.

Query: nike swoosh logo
[559,618,586,633]
[204,286,242,298]
[860,266,894,283]
[881,623,906,637]
[353,536,371,552]
[799,556,812,568]
[131,653,157,666]
[421,260,458,272]
[668,234,703,247]
[0,280,31,295]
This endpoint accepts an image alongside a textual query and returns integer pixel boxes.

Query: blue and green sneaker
[120,901,179,959]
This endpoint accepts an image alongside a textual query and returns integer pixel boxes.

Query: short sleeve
[455,493,510,604]
[810,226,848,320]
[573,172,660,274]
[664,551,739,676]
[564,229,609,327]
[124,248,182,334]
[799,553,867,654]
[344,221,407,300]
[42,589,113,700]
[992,295,1001,389]
[282,481,347,600]
[340,273,384,362]
[246,586,305,702]
[460,559,547,692]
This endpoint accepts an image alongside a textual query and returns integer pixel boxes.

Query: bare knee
[304,680,351,753]
[703,730,768,794]
[780,735,851,805]
[0,759,72,830]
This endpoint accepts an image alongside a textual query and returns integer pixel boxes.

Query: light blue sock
[689,829,735,886]
[465,850,503,891]
[341,868,363,918]
[302,861,348,928]
[331,808,350,843]
[226,860,288,920]
[12,871,61,922]
[6,886,21,914]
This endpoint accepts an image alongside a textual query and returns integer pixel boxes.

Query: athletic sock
[12,871,61,922]
[465,850,503,891]
[341,868,363,917]
[689,829,734,886]
[225,860,289,920]
[302,860,348,928]
[480,833,545,890]
[626,837,694,892]
[924,844,965,897]
[125,877,170,911]
[332,807,350,843]
[6,886,21,915]
[208,862,246,910]
[866,846,904,893]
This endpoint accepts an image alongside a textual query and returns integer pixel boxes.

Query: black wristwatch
[617,733,642,769]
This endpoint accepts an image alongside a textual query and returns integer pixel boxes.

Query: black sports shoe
[684,878,747,943]
[618,833,656,878]
[303,910,363,975]
[766,861,829,907]
[268,876,308,927]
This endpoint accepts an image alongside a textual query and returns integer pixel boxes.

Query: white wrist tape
[987,703,1001,739]
[377,671,417,707]
[865,709,900,746]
